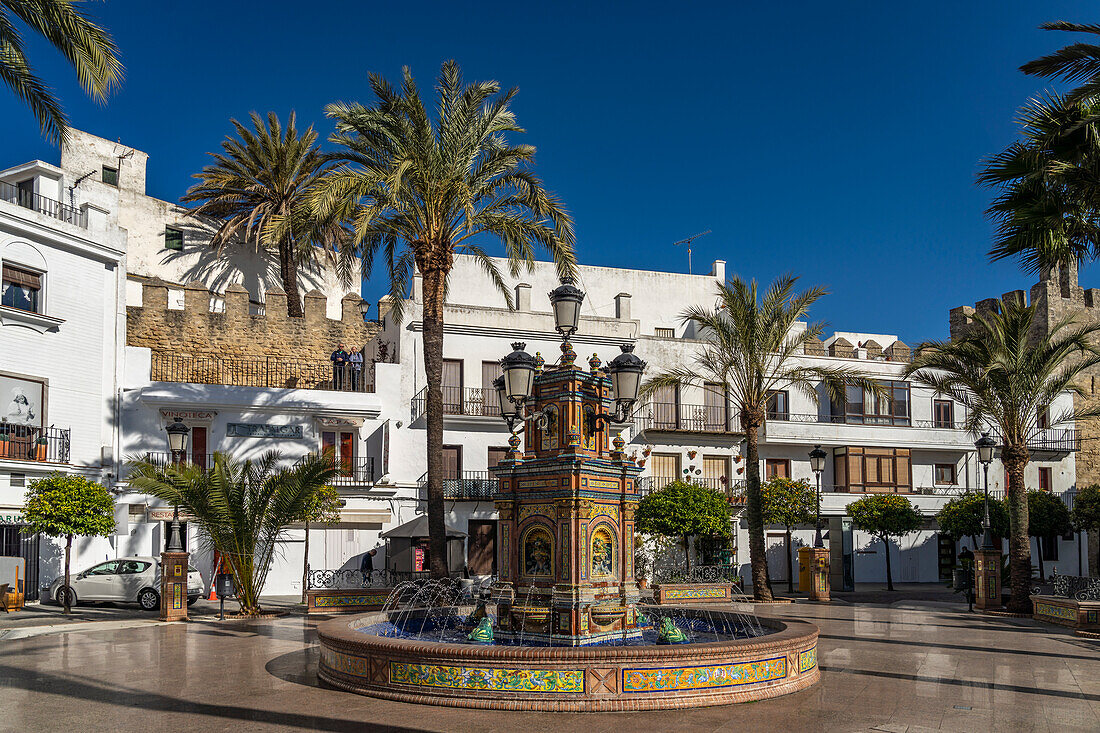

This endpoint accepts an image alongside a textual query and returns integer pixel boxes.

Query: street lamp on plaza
[548,276,585,340]
[163,417,190,553]
[809,444,827,548]
[357,299,370,319]
[975,432,997,551]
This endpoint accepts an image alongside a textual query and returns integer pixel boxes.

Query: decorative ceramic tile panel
[1035,601,1077,622]
[313,593,388,608]
[622,657,787,692]
[663,587,729,600]
[518,503,554,523]
[390,661,585,693]
[798,646,817,673]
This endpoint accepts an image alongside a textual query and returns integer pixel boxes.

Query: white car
[48,556,204,611]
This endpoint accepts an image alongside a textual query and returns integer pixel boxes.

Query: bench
[1030,571,1100,630]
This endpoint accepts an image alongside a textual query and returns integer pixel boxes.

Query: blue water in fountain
[358,578,770,647]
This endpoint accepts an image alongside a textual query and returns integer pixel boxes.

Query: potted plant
[35,435,48,461]
[0,424,8,459]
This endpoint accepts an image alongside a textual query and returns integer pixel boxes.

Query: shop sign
[159,410,217,421]
[0,510,25,525]
[225,423,302,439]
[146,508,197,522]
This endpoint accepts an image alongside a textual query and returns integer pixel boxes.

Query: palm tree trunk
[301,519,310,604]
[882,533,894,591]
[421,262,449,580]
[63,534,72,614]
[1003,443,1032,613]
[785,526,793,594]
[279,237,304,317]
[741,411,773,601]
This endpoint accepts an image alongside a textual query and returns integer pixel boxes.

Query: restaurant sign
[0,509,25,525]
[146,508,198,522]
[226,422,302,439]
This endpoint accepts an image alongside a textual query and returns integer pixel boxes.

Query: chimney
[710,260,726,282]
[515,283,531,311]
[615,292,632,320]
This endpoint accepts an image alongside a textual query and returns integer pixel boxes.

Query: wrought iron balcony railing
[410,386,500,421]
[417,470,497,500]
[633,402,734,433]
[0,424,70,463]
[0,181,86,227]
[151,353,374,393]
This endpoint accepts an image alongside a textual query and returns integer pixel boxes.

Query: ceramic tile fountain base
[317,610,820,711]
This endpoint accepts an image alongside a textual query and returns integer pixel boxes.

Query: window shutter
[2,265,41,289]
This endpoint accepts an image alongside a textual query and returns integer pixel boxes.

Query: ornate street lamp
[809,445,827,548]
[357,299,370,319]
[500,342,537,404]
[598,343,647,424]
[493,375,520,431]
[548,277,585,340]
[163,417,190,553]
[975,432,997,551]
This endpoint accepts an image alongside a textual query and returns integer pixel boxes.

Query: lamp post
[547,277,585,341]
[975,432,996,550]
[809,445,827,548]
[357,299,370,320]
[163,418,190,553]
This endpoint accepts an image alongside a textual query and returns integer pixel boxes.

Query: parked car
[48,556,204,611]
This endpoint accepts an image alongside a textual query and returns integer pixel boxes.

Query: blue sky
[2,0,1096,343]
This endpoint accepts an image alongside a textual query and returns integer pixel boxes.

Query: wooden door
[190,426,207,469]
[467,520,497,576]
[703,383,726,430]
[649,453,680,486]
[442,359,463,414]
[339,431,355,475]
[652,385,678,428]
[442,445,462,480]
[702,455,729,491]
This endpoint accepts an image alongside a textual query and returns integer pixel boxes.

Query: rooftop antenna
[672,230,711,275]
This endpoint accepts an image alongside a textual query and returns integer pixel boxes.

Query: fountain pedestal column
[491,348,643,645]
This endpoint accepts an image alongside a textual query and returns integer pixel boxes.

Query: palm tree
[904,299,1100,613]
[1,0,123,144]
[183,112,348,317]
[978,93,1100,275]
[310,62,576,578]
[641,275,879,601]
[1020,22,1100,103]
[128,452,337,615]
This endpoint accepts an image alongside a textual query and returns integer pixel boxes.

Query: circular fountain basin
[317,608,820,712]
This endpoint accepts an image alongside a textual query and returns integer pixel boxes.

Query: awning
[339,508,391,524]
[382,515,467,539]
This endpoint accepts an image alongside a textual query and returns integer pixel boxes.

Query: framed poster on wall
[0,374,44,428]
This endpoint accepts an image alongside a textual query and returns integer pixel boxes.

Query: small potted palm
[35,434,49,461]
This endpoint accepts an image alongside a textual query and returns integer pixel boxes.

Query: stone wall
[127,279,379,362]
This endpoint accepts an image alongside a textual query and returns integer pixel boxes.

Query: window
[649,453,680,485]
[831,381,910,426]
[833,446,912,493]
[442,359,463,414]
[16,179,34,208]
[702,383,727,430]
[765,459,790,480]
[102,166,118,186]
[164,227,183,251]
[650,384,678,429]
[322,431,355,476]
[118,560,151,575]
[2,264,42,313]
[766,390,789,420]
[487,446,509,468]
[481,361,502,416]
[654,327,675,338]
[934,463,956,485]
[442,445,462,480]
[1038,466,1052,491]
[1037,407,1050,430]
[87,561,119,576]
[702,455,730,491]
[933,399,954,428]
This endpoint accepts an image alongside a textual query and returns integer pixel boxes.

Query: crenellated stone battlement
[127,279,379,362]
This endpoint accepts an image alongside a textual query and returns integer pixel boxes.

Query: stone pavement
[0,597,1096,732]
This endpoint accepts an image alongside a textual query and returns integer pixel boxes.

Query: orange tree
[760,477,815,594]
[635,480,731,573]
[846,494,922,591]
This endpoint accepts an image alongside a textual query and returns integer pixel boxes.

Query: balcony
[633,402,737,435]
[410,387,500,422]
[989,427,1079,454]
[636,475,746,505]
[134,452,376,486]
[151,354,374,393]
[0,425,70,463]
[0,180,86,228]
[418,470,498,500]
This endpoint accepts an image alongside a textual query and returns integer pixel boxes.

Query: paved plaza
[0,594,1097,732]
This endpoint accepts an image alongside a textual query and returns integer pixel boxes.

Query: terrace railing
[410,386,500,421]
[634,402,734,434]
[151,353,374,393]
[417,470,497,500]
[0,181,86,228]
[0,424,70,463]
[1032,569,1100,601]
